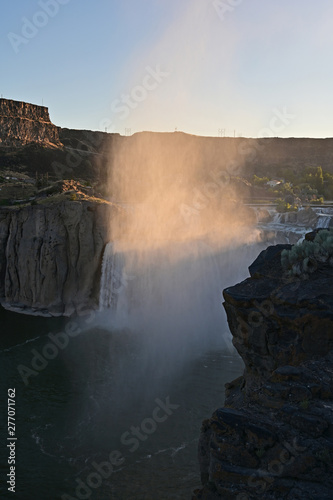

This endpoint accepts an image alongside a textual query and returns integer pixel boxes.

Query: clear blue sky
[1,0,332,137]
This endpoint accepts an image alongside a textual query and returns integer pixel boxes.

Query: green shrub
[316,448,332,465]
[276,199,298,213]
[310,197,324,204]
[70,192,78,201]
[299,400,310,410]
[255,447,265,458]
[281,229,333,277]
[253,175,269,186]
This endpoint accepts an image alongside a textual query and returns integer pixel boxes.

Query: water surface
[0,308,243,500]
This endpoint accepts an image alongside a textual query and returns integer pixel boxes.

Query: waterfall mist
[93,1,265,406]
[94,132,265,410]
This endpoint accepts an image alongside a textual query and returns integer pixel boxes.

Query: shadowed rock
[193,234,333,500]
[0,200,117,316]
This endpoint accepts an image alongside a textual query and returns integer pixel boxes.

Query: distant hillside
[1,99,333,200]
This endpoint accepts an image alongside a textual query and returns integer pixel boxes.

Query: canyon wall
[73,131,333,176]
[193,241,333,500]
[0,98,61,146]
[0,200,115,316]
[2,114,333,185]
[100,132,333,177]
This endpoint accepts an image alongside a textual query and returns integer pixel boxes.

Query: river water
[0,307,243,500]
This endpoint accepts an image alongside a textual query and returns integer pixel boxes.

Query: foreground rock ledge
[193,242,333,500]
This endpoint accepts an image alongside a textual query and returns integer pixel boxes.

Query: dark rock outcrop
[193,239,333,500]
[0,98,61,146]
[0,200,116,316]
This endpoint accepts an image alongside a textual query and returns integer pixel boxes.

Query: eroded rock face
[0,201,114,316]
[193,240,333,500]
[0,98,61,146]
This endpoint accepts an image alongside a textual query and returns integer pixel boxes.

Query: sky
[1,0,333,138]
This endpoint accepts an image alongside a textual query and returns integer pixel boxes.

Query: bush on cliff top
[276,198,298,213]
[281,229,333,277]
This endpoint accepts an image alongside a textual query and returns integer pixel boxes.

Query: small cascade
[272,212,284,225]
[252,205,333,245]
[99,242,126,311]
[316,210,332,229]
[316,216,331,229]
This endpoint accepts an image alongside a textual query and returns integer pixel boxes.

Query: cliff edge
[193,237,333,499]
[0,98,61,146]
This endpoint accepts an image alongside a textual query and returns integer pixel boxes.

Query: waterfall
[317,216,331,228]
[272,212,284,225]
[316,210,332,229]
[99,242,126,311]
[252,206,333,243]
[98,233,268,351]
[98,205,333,351]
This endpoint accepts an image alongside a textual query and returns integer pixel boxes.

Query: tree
[253,175,269,187]
[314,166,324,192]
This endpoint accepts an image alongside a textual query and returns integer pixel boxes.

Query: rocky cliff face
[193,241,333,500]
[0,98,61,146]
[0,200,115,316]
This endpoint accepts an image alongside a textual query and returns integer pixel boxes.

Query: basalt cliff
[193,239,333,500]
[0,200,116,316]
[0,98,61,146]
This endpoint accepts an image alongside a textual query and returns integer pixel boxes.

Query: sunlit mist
[97,132,264,370]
